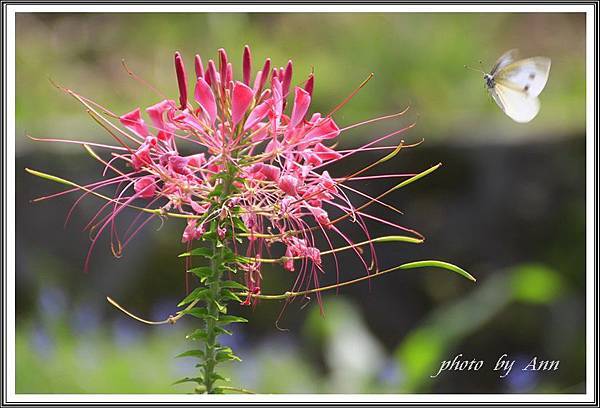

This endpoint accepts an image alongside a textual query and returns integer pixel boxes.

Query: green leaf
[211,373,230,382]
[185,328,208,341]
[223,265,238,273]
[220,280,248,291]
[216,350,242,362]
[175,349,205,359]
[221,289,242,303]
[172,376,203,386]
[233,217,249,233]
[221,247,237,263]
[179,247,213,259]
[215,326,233,336]
[214,300,227,314]
[183,307,216,320]
[217,315,248,325]
[216,345,233,353]
[202,230,217,241]
[188,266,213,281]
[208,184,223,197]
[220,281,248,291]
[399,260,476,282]
[177,288,209,307]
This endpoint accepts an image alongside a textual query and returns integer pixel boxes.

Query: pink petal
[174,52,188,110]
[265,138,280,154]
[131,144,152,170]
[279,175,299,196]
[305,117,340,140]
[314,142,342,161]
[258,58,271,92]
[134,176,156,199]
[253,70,264,95]
[244,100,271,131]
[226,63,233,84]
[194,54,204,79]
[282,60,293,97]
[271,77,283,120]
[218,48,228,84]
[178,111,207,134]
[205,59,217,87]
[304,74,314,96]
[119,108,149,137]
[231,81,254,126]
[243,45,252,86]
[187,153,206,168]
[194,77,217,124]
[250,163,281,181]
[145,100,175,141]
[289,86,311,128]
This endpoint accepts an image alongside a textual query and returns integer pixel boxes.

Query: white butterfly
[473,49,551,123]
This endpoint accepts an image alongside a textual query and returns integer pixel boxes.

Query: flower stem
[201,239,223,394]
[200,162,235,394]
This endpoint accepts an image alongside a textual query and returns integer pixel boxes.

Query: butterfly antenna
[464,64,486,75]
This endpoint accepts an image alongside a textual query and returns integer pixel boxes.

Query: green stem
[201,239,223,394]
[200,162,235,394]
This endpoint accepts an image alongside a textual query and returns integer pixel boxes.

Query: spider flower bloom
[30,46,427,301]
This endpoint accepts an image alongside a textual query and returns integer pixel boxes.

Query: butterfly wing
[490,49,519,75]
[494,57,551,97]
[489,83,540,123]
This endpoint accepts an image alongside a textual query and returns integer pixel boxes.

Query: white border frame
[4,3,596,405]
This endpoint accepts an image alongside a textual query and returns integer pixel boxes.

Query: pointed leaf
[214,300,227,314]
[179,247,213,259]
[217,315,248,325]
[221,280,248,291]
[211,373,231,382]
[186,328,208,341]
[399,260,476,282]
[221,289,242,303]
[172,376,203,386]
[175,349,205,359]
[183,307,216,320]
[188,266,213,280]
[177,288,209,307]
[216,351,242,362]
[215,326,233,336]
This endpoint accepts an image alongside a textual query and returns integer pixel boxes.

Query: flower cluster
[32,46,427,302]
[29,45,475,394]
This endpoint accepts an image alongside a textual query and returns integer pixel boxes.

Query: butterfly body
[484,73,495,89]
[481,49,551,123]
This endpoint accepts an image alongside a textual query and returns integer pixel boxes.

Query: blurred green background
[15,13,586,394]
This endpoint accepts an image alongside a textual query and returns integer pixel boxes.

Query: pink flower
[182,220,204,243]
[146,100,177,142]
[217,226,226,240]
[36,45,421,297]
[194,77,217,125]
[279,175,299,196]
[248,163,281,181]
[120,108,150,137]
[283,247,295,271]
[131,143,152,170]
[134,176,157,199]
[231,82,254,126]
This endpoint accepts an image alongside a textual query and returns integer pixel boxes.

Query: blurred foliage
[16,12,585,155]
[16,263,583,393]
